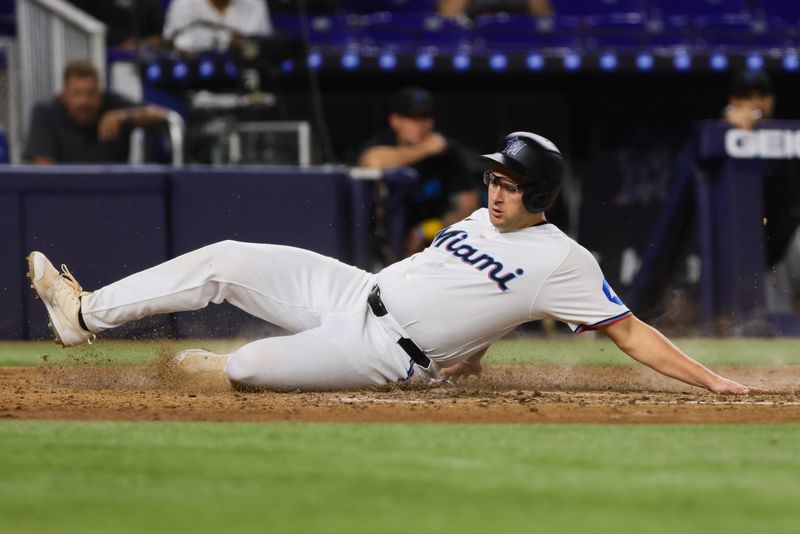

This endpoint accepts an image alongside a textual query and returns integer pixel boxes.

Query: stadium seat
[754,0,800,20]
[695,14,754,47]
[753,0,800,33]
[473,13,583,50]
[750,17,797,48]
[472,13,543,51]
[648,1,754,49]
[338,0,436,15]
[649,0,750,18]
[272,15,359,47]
[361,12,469,49]
[551,0,646,17]
[584,12,649,49]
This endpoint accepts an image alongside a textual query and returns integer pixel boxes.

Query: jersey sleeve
[533,244,632,333]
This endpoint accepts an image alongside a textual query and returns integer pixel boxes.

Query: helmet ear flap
[522,189,552,213]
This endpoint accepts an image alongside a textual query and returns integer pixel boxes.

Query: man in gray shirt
[24,60,170,164]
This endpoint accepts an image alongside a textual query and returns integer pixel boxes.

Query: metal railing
[15,0,106,159]
[227,121,311,166]
[0,38,21,162]
[128,111,186,167]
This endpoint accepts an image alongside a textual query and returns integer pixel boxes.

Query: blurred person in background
[724,69,800,309]
[24,61,170,164]
[358,87,479,256]
[69,0,165,50]
[724,69,774,131]
[163,0,272,53]
[439,0,553,19]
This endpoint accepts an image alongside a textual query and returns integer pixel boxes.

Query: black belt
[368,285,431,370]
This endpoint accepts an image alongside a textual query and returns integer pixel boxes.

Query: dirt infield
[1,362,799,424]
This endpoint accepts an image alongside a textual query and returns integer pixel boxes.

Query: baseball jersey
[377,208,632,365]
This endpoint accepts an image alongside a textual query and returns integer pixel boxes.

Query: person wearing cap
[724,69,774,131]
[725,70,800,310]
[358,87,479,256]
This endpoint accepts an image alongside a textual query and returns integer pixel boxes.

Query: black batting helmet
[481,131,564,213]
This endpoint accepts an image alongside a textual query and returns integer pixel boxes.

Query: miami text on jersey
[432,229,524,291]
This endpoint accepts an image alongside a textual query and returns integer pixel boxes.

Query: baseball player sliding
[28,132,764,394]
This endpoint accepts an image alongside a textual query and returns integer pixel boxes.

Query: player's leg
[82,240,373,332]
[223,312,414,390]
[29,241,372,346]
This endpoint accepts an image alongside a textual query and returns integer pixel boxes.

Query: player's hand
[707,376,768,395]
[725,105,761,131]
[420,132,447,157]
[98,109,128,141]
[439,360,482,382]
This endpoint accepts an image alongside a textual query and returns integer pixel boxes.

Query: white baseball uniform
[80,208,631,390]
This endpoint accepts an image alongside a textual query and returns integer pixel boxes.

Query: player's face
[61,76,102,126]
[389,114,434,145]
[486,170,542,231]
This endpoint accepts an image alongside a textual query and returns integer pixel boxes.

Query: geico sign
[725,129,800,159]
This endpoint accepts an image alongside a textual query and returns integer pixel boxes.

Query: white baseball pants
[80,240,423,390]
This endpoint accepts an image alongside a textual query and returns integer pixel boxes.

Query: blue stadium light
[673,53,691,71]
[145,63,161,82]
[378,52,397,71]
[172,61,189,80]
[526,52,545,71]
[307,50,323,70]
[341,51,360,71]
[709,52,728,71]
[198,59,214,79]
[599,52,617,71]
[783,53,800,72]
[635,53,654,71]
[280,59,295,73]
[452,52,471,71]
[224,60,239,78]
[416,52,435,71]
[489,52,508,71]
[563,52,581,71]
[746,53,764,70]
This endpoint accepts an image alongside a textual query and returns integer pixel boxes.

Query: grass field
[1,338,798,533]
[1,421,799,534]
[3,336,800,367]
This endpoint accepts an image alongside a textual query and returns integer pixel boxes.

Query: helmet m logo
[504,138,527,156]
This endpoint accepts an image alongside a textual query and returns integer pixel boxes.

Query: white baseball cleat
[174,349,229,374]
[27,251,95,347]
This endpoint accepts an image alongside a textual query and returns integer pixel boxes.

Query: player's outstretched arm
[601,316,768,394]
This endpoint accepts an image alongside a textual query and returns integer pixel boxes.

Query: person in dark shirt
[723,69,800,307]
[24,60,170,164]
[358,87,479,256]
[69,0,164,49]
